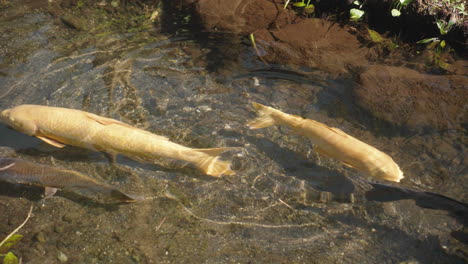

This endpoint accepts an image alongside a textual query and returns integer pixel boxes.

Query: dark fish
[0,157,144,203]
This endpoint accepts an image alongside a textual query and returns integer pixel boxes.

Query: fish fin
[246,102,277,129]
[195,147,242,156]
[86,113,170,141]
[0,162,15,171]
[85,113,132,127]
[340,160,361,170]
[36,136,66,148]
[142,132,169,141]
[330,127,350,137]
[314,146,333,159]
[103,152,117,164]
[195,151,236,177]
[110,190,145,203]
[45,187,58,197]
[315,146,361,170]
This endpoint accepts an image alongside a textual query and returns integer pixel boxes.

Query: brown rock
[195,0,292,34]
[355,65,468,130]
[256,19,369,75]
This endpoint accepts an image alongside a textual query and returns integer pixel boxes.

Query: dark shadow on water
[0,181,44,201]
[315,78,414,138]
[0,124,43,150]
[232,66,327,86]
[366,182,468,245]
[330,210,467,263]
[366,182,468,227]
[0,181,123,210]
[241,134,355,195]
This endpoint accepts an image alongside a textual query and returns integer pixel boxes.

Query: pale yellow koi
[0,105,237,177]
[247,102,404,182]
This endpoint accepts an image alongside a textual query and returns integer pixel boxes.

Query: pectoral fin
[45,187,58,197]
[0,162,15,171]
[314,146,334,159]
[315,146,364,170]
[340,161,356,169]
[36,136,66,148]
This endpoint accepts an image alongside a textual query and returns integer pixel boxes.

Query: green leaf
[0,235,22,254]
[350,9,365,21]
[438,61,450,70]
[305,4,315,13]
[436,20,446,34]
[353,0,361,6]
[439,40,446,48]
[436,20,452,35]
[391,9,401,17]
[388,41,399,50]
[3,252,19,264]
[416,37,438,44]
[399,0,413,5]
[293,2,306,7]
[368,29,384,42]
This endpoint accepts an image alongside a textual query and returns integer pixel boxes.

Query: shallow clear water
[0,2,466,263]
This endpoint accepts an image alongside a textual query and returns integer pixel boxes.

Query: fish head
[0,109,11,122]
[0,105,38,135]
[373,162,404,182]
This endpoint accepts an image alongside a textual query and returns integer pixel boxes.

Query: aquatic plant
[390,0,414,17]
[367,29,399,50]
[350,1,365,21]
[284,0,315,15]
[249,33,268,64]
[416,18,456,70]
[0,205,33,264]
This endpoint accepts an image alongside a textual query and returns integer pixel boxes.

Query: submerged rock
[257,18,369,75]
[194,0,292,34]
[355,65,468,130]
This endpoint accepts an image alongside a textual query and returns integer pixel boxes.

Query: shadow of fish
[0,157,143,203]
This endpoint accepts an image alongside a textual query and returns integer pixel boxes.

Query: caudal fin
[195,148,237,177]
[246,102,277,129]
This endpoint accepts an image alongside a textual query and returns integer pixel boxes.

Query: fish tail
[110,189,145,203]
[195,148,237,177]
[246,102,278,129]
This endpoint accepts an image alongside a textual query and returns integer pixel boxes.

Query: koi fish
[246,102,404,182]
[0,105,236,177]
[0,157,143,202]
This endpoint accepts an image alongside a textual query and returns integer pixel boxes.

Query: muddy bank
[176,0,467,131]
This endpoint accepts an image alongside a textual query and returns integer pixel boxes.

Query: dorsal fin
[195,147,242,156]
[85,113,133,128]
[330,127,350,137]
[85,113,169,141]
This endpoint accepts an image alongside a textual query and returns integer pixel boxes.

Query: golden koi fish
[246,102,404,182]
[0,157,143,202]
[0,105,236,177]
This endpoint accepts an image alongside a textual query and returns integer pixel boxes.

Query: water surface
[0,2,466,263]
